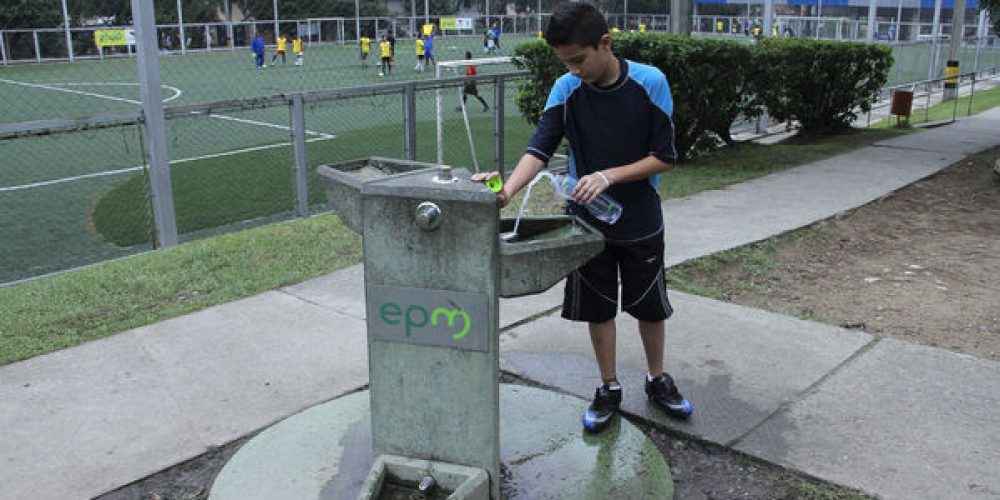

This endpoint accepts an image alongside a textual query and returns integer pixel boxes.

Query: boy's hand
[470,171,511,207]
[573,171,612,204]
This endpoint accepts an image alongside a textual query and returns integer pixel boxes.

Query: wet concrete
[209,385,673,500]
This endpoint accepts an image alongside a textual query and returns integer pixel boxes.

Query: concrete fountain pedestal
[209,385,673,499]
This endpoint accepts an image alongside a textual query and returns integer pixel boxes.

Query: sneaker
[645,372,693,419]
[582,383,621,432]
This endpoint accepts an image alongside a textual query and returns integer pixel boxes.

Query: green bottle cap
[485,176,503,193]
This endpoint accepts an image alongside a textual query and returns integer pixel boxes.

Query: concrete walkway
[2,112,999,500]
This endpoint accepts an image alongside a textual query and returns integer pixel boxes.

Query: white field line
[0,78,333,138]
[0,135,335,192]
[55,82,183,102]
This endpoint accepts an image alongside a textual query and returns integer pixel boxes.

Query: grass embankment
[0,216,360,366]
[875,83,1000,127]
[1,127,912,366]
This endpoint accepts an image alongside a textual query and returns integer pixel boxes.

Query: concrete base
[209,384,673,500]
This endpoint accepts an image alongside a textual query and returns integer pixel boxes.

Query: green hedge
[752,38,892,134]
[513,35,892,159]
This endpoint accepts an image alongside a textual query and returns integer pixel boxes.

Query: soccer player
[378,35,392,76]
[424,30,436,67]
[471,2,692,432]
[414,34,426,72]
[251,33,266,69]
[359,33,371,69]
[293,35,304,67]
[457,51,489,112]
[270,33,287,65]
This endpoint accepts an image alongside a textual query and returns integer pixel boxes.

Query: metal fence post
[132,0,178,248]
[404,83,417,161]
[290,94,310,217]
[1,31,7,65]
[494,76,505,175]
[61,0,74,61]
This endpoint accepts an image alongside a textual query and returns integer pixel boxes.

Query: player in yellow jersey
[270,34,287,65]
[292,35,304,67]
[378,36,392,76]
[359,34,371,69]
[414,34,426,72]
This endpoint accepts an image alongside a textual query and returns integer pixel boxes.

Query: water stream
[502,171,556,242]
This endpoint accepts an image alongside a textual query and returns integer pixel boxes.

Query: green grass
[911,83,1000,124]
[873,82,1000,128]
[91,112,536,246]
[0,214,360,366]
[657,128,914,200]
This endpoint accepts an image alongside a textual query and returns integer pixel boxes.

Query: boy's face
[551,34,616,85]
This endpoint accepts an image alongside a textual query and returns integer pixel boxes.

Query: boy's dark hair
[544,2,608,48]
[465,51,472,59]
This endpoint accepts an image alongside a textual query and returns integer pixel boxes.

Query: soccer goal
[435,56,513,171]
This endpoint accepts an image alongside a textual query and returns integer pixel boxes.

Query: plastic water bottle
[550,173,623,224]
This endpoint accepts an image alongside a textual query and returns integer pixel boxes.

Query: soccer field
[2,36,997,284]
[0,35,539,284]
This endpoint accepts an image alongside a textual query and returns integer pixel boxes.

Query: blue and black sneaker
[645,372,693,419]
[582,383,622,432]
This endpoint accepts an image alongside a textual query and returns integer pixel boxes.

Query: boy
[292,35,304,67]
[456,51,489,112]
[424,29,436,67]
[378,35,392,76]
[359,33,371,69]
[251,33,266,69]
[471,1,692,432]
[271,33,287,65]
[414,33,426,72]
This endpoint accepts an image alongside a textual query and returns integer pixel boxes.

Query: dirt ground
[670,146,1000,362]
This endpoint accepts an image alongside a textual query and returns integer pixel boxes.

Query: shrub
[751,38,892,134]
[512,34,892,157]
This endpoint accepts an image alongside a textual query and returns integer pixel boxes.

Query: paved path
[1,112,999,500]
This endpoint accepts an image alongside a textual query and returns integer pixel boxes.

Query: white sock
[647,373,659,382]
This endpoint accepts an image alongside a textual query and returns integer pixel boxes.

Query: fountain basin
[316,157,438,232]
[499,216,604,298]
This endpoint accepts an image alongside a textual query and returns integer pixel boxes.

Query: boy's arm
[498,154,546,207]
[573,156,671,203]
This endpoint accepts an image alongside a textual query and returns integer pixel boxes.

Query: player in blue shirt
[473,1,691,432]
[251,33,266,69]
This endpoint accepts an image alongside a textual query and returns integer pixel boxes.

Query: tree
[0,0,62,30]
[981,0,999,31]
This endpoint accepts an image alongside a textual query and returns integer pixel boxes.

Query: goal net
[435,56,514,170]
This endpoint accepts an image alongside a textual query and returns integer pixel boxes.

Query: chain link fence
[3,0,1000,285]
[0,71,536,284]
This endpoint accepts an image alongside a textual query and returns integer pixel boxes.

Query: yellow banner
[95,30,128,47]
[440,17,457,30]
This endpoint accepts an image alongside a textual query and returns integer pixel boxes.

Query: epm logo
[369,285,490,351]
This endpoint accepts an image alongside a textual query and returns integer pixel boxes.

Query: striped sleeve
[644,70,677,163]
[525,75,579,163]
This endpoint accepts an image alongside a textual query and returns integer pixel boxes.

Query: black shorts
[463,82,479,96]
[562,229,673,323]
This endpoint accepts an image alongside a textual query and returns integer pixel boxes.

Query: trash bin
[890,89,913,127]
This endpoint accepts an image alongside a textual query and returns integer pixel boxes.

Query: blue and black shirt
[526,55,676,241]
